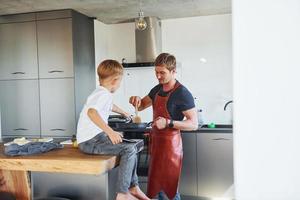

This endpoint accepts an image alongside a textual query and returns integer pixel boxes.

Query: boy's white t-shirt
[76,86,113,144]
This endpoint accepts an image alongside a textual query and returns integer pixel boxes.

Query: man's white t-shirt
[76,86,113,144]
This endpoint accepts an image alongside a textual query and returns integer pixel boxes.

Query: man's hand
[153,116,168,130]
[129,96,141,107]
[107,131,123,144]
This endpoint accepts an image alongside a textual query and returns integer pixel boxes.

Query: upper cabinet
[0,21,38,80]
[37,18,74,78]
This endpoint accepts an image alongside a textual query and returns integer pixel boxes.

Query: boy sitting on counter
[76,60,149,200]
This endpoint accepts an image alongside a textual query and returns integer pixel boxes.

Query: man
[129,53,198,199]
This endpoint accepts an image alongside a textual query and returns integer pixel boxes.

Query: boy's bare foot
[116,192,139,200]
[129,186,150,200]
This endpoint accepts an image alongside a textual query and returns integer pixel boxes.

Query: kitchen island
[0,144,119,200]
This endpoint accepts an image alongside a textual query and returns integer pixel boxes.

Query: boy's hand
[129,96,141,107]
[107,131,123,144]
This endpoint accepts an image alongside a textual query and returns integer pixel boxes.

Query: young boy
[77,60,149,200]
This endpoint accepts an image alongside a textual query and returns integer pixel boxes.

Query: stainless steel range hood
[136,17,162,62]
[123,17,162,68]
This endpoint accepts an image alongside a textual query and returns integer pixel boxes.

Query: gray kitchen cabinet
[39,79,75,137]
[37,10,96,134]
[0,13,36,23]
[197,133,233,198]
[0,80,40,136]
[0,21,38,80]
[180,132,198,196]
[35,10,96,123]
[37,18,74,78]
[0,10,95,138]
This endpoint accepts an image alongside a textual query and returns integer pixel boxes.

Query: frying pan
[114,121,153,130]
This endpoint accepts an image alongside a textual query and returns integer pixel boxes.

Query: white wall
[94,14,232,124]
[94,21,142,118]
[106,23,136,63]
[94,21,136,64]
[233,0,300,199]
[162,14,232,124]
[94,21,136,79]
[94,20,108,83]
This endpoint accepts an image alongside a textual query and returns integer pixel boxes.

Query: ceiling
[0,0,231,24]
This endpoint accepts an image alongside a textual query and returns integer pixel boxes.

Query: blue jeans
[158,191,181,200]
[79,133,139,193]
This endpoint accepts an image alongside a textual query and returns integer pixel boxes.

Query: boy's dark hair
[154,53,176,71]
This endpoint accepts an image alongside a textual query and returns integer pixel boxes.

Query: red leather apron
[147,82,183,199]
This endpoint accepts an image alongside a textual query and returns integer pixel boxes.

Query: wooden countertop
[0,144,119,175]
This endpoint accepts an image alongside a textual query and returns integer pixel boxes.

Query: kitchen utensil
[133,104,142,123]
[114,121,152,130]
[108,115,132,123]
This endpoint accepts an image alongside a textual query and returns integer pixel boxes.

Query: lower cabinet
[180,132,198,196]
[0,80,40,136]
[197,133,233,198]
[180,132,233,199]
[39,79,75,137]
[0,79,76,138]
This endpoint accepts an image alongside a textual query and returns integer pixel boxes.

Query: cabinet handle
[14,128,28,131]
[48,70,64,73]
[50,129,66,131]
[212,138,230,141]
[11,72,25,75]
